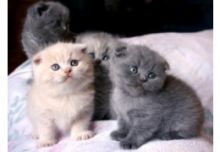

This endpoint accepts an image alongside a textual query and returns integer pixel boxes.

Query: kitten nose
[95,59,101,65]
[64,68,72,74]
[140,77,148,83]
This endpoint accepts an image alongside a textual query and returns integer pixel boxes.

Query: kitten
[76,32,124,120]
[109,45,204,149]
[27,42,95,147]
[76,32,121,67]
[22,1,74,58]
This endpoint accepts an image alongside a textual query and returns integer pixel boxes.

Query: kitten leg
[29,117,39,139]
[157,117,201,140]
[120,110,161,149]
[36,119,57,148]
[156,129,199,140]
[70,115,94,141]
[120,122,158,149]
[110,117,130,141]
[31,128,39,139]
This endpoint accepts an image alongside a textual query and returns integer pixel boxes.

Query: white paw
[37,138,57,148]
[31,131,39,139]
[72,130,95,141]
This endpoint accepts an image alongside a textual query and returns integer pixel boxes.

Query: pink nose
[64,68,72,74]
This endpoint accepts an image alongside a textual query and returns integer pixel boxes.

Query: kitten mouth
[127,83,144,90]
[64,75,72,81]
[127,83,142,88]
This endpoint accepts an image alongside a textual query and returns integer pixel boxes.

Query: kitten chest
[112,89,151,121]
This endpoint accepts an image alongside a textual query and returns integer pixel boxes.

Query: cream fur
[27,42,95,148]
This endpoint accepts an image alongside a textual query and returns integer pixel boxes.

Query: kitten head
[76,32,124,68]
[111,45,169,96]
[26,1,71,39]
[32,42,93,88]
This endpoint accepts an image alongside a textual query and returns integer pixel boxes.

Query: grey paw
[120,139,142,149]
[110,130,127,141]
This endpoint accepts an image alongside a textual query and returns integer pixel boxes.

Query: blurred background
[8,0,213,73]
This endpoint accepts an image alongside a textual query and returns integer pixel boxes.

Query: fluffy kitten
[76,32,121,67]
[110,45,204,149]
[76,32,124,120]
[22,1,74,58]
[27,42,95,147]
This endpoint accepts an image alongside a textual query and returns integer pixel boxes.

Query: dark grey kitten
[109,45,204,149]
[22,1,74,58]
[76,32,124,120]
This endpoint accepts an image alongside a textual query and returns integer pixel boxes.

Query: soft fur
[76,32,125,120]
[109,45,204,149]
[27,42,95,147]
[22,1,74,58]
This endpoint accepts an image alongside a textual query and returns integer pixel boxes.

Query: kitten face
[76,32,123,68]
[111,45,169,95]
[86,45,111,67]
[32,42,93,86]
[28,1,70,37]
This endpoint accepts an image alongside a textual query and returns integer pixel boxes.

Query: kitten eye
[51,64,60,71]
[70,59,79,66]
[65,23,70,31]
[148,72,156,79]
[102,55,109,61]
[55,20,61,26]
[88,52,95,59]
[130,66,138,74]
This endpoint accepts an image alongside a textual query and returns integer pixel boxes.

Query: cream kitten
[27,42,95,148]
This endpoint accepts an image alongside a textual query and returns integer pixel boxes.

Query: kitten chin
[119,84,144,97]
[28,42,95,147]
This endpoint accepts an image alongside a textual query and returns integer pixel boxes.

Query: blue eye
[102,55,109,61]
[51,64,60,71]
[148,72,156,79]
[70,59,79,66]
[88,52,95,59]
[130,66,138,74]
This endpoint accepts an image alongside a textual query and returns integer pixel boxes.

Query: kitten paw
[110,130,127,141]
[31,131,39,139]
[72,130,95,141]
[37,139,57,148]
[120,140,140,149]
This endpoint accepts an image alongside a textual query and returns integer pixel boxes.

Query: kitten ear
[164,61,170,71]
[33,53,42,65]
[75,44,87,53]
[114,46,127,58]
[35,2,49,17]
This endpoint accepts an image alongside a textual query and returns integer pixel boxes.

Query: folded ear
[33,52,42,65]
[164,61,170,71]
[35,2,49,17]
[74,43,87,53]
[114,46,127,58]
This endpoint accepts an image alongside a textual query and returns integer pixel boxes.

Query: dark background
[8,0,213,73]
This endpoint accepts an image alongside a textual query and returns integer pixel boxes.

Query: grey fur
[109,45,204,149]
[76,32,125,120]
[21,1,74,58]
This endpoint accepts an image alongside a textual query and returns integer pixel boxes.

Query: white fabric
[64,121,212,152]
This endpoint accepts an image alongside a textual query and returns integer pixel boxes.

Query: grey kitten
[22,1,74,58]
[109,45,204,149]
[76,32,124,120]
